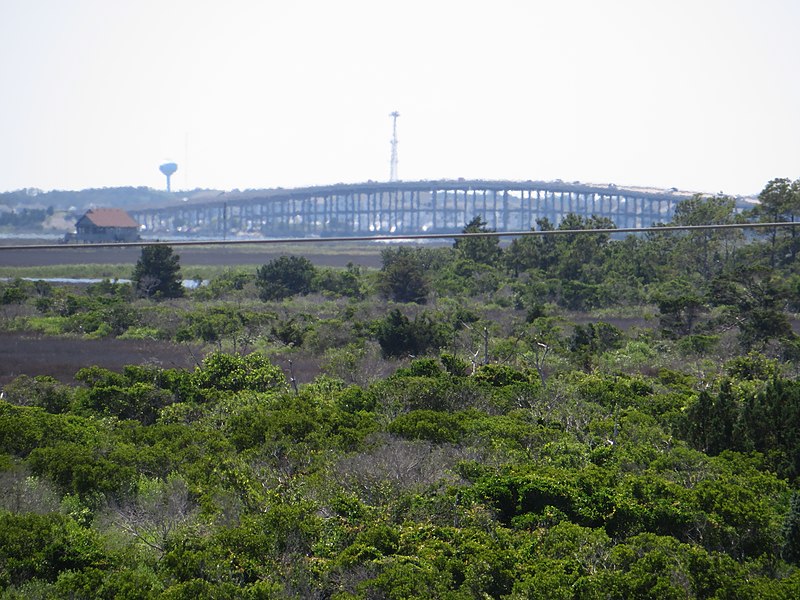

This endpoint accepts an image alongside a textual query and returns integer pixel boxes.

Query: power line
[2,222,800,252]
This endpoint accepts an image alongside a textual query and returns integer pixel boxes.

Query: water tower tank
[159,162,178,192]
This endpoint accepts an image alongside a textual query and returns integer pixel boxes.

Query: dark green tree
[132,245,184,299]
[312,263,363,298]
[0,512,105,587]
[711,268,795,350]
[568,321,624,369]
[684,381,740,455]
[1,279,30,305]
[651,277,707,339]
[376,309,446,358]
[782,491,800,564]
[454,215,502,265]
[255,255,316,301]
[738,378,800,479]
[671,194,741,278]
[553,214,616,282]
[504,217,559,276]
[753,178,800,267]
[2,375,73,413]
[378,247,429,304]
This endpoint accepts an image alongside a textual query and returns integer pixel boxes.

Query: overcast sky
[1,0,799,196]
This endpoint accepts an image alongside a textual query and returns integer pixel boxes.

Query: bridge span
[128,179,707,238]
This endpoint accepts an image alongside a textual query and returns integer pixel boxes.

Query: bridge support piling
[128,180,694,238]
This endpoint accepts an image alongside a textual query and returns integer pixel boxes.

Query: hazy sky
[2,0,799,196]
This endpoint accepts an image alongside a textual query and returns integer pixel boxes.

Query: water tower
[159,162,178,192]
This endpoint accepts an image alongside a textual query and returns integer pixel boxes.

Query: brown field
[0,239,384,269]
[1,240,373,388]
[0,331,202,386]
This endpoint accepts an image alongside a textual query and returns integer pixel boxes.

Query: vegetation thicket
[131,246,184,300]
[3,179,800,597]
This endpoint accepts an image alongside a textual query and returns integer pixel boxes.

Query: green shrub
[256,255,316,300]
[2,375,72,413]
[473,364,528,387]
[389,410,465,444]
[118,326,162,340]
[192,351,287,394]
[376,309,447,359]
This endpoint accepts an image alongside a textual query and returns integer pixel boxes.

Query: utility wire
[1,221,799,252]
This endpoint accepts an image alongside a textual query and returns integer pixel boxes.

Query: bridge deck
[128,179,747,237]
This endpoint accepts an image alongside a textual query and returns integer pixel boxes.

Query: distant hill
[0,187,219,212]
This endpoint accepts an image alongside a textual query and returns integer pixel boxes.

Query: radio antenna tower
[389,111,400,182]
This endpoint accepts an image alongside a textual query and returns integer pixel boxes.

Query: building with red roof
[71,208,140,243]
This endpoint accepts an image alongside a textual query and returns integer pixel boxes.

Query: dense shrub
[256,255,316,300]
[375,309,447,358]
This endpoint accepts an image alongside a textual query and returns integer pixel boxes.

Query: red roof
[80,208,139,228]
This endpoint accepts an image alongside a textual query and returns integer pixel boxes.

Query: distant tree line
[0,207,51,229]
[0,186,202,213]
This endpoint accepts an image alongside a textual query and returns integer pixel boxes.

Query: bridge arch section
[129,180,693,238]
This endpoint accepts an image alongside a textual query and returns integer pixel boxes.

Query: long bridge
[127,179,728,238]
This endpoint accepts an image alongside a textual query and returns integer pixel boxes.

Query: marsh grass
[0,263,263,281]
[20,316,70,335]
[0,258,382,281]
[177,241,390,258]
